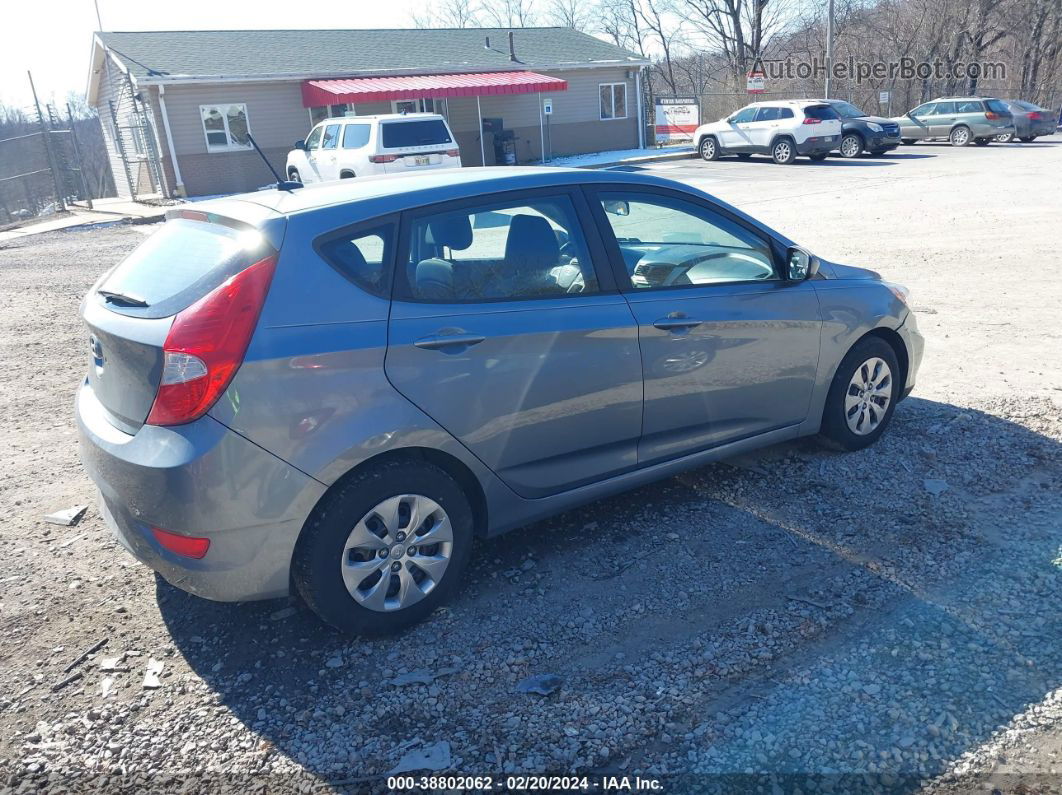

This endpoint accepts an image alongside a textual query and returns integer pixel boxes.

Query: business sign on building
[655,97,700,143]
[746,71,766,93]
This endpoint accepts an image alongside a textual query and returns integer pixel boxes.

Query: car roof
[314,112,444,125]
[745,99,830,108]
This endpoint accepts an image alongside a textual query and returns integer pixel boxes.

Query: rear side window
[342,124,371,148]
[955,100,982,112]
[381,120,453,148]
[804,105,840,120]
[934,102,957,114]
[98,217,273,318]
[317,224,395,298]
[755,107,781,122]
[985,99,1010,113]
[778,107,794,119]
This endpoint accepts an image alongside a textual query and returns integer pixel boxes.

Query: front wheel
[839,133,864,158]
[699,137,720,161]
[995,132,1014,143]
[818,337,901,452]
[293,460,474,635]
[288,167,302,182]
[950,126,971,146]
[901,138,917,145]
[771,138,797,164]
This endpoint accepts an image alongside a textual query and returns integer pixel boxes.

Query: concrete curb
[576,149,696,170]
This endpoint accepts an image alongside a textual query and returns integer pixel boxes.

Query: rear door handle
[653,316,703,331]
[414,333,486,350]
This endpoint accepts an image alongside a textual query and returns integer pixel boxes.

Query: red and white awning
[301,70,567,107]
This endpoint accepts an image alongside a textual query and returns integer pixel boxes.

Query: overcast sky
[1,0,432,108]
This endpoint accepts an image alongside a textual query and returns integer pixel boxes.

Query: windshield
[832,101,867,118]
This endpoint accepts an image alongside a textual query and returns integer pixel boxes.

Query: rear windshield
[804,105,841,120]
[1011,100,1039,111]
[97,217,272,318]
[984,99,1010,113]
[381,119,453,149]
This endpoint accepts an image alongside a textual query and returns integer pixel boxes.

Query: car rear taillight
[369,154,398,163]
[802,117,822,124]
[445,149,460,157]
[151,527,210,558]
[985,111,1001,120]
[145,255,276,426]
[1028,111,1043,121]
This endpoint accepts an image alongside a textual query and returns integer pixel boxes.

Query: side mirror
[603,199,630,217]
[786,246,820,280]
[294,139,306,150]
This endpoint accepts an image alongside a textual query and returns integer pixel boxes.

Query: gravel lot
[1,139,1059,793]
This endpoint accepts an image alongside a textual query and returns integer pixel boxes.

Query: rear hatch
[82,208,281,434]
[803,104,843,138]
[377,118,459,172]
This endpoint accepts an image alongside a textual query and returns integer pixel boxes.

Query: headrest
[415,258,454,301]
[503,214,560,270]
[426,214,473,251]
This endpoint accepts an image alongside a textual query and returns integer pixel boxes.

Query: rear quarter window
[316,222,395,298]
[342,124,371,148]
[381,119,453,148]
[97,217,273,318]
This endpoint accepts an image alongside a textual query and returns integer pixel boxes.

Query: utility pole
[824,0,835,99]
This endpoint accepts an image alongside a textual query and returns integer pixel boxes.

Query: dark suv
[820,99,903,158]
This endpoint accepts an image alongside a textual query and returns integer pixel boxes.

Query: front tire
[293,460,474,635]
[839,133,864,158]
[771,138,797,165]
[288,167,302,182]
[818,337,901,452]
[950,126,971,146]
[1019,136,1036,143]
[699,136,720,161]
[901,138,917,145]
[973,137,991,146]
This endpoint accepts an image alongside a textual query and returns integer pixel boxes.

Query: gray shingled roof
[99,28,646,81]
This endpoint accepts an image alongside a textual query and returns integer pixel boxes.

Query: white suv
[286,113,462,183]
[694,100,843,164]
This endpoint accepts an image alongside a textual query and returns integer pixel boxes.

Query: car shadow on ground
[157,396,1060,791]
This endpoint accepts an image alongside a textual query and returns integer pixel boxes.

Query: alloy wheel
[844,357,893,436]
[340,494,454,612]
[840,135,862,158]
[950,127,970,146]
[773,141,792,163]
[700,138,717,160]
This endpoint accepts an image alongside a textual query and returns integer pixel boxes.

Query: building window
[392,98,438,114]
[200,104,252,152]
[599,83,627,120]
[309,104,351,125]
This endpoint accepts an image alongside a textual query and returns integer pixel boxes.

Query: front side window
[403,196,598,302]
[321,124,341,150]
[731,107,758,124]
[597,193,777,289]
[318,224,394,297]
[342,124,371,149]
[200,104,251,152]
[910,103,936,116]
[599,83,628,120]
[305,126,324,149]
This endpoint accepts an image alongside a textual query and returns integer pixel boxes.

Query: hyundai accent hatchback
[77,168,923,635]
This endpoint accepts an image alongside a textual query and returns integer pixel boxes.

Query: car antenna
[245,133,303,191]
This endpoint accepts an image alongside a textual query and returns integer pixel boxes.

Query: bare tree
[479,0,538,26]
[543,0,594,28]
[413,0,482,27]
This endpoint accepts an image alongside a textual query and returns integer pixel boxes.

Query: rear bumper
[796,137,839,155]
[76,380,326,602]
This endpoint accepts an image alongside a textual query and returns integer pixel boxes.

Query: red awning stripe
[301,71,568,107]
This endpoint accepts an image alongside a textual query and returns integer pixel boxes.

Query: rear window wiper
[98,289,150,308]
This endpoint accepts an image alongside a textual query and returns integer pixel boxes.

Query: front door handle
[653,315,703,331]
[414,333,486,350]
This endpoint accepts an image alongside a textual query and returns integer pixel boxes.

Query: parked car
[695,100,843,164]
[77,168,923,635]
[994,100,1057,142]
[893,97,1014,146]
[816,99,902,157]
[285,113,461,183]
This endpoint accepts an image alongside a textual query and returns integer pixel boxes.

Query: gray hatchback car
[77,168,923,634]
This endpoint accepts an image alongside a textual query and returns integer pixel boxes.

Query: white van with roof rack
[285,113,462,183]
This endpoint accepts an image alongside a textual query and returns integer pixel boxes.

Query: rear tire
[949,126,971,146]
[1019,136,1036,142]
[771,138,797,165]
[995,132,1014,143]
[818,336,901,452]
[699,136,720,161]
[293,460,474,635]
